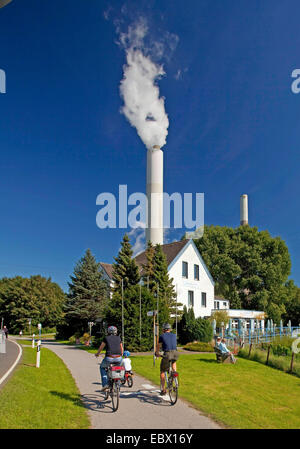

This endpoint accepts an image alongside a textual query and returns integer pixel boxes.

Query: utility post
[88,322,94,345]
[121,278,124,348]
[139,283,142,345]
[175,284,178,339]
[156,284,159,361]
[147,310,158,367]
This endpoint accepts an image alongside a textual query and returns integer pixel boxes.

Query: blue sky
[0,0,300,292]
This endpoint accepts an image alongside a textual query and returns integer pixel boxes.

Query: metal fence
[216,326,300,347]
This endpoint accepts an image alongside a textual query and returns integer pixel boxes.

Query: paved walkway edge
[0,339,23,385]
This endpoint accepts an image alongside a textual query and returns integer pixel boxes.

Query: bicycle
[103,363,125,412]
[164,360,179,405]
[121,370,133,388]
[156,352,179,405]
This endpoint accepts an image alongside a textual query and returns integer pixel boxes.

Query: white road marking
[142,383,155,390]
[0,340,22,385]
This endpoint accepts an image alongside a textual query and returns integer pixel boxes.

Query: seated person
[216,337,236,363]
[121,350,132,372]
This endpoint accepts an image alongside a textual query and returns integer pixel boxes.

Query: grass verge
[131,353,300,429]
[238,347,300,377]
[0,347,90,429]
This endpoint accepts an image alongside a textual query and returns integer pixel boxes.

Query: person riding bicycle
[121,350,132,373]
[95,325,123,391]
[156,323,179,396]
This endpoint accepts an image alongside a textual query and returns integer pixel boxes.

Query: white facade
[168,240,215,318]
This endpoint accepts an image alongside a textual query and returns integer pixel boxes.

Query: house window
[194,264,199,280]
[182,261,188,278]
[216,301,220,309]
[188,290,194,308]
[201,292,207,307]
[223,302,227,307]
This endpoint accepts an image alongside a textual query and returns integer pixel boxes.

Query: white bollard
[32,334,35,348]
[36,340,41,368]
[0,331,6,354]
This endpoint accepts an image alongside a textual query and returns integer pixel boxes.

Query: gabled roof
[134,239,189,270]
[100,262,114,279]
[99,240,189,280]
[99,239,214,286]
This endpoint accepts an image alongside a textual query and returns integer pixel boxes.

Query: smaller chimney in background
[240,194,248,226]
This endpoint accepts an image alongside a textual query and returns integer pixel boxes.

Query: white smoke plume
[119,20,170,149]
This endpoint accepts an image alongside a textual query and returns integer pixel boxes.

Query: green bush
[178,306,213,344]
[68,335,76,344]
[183,341,214,352]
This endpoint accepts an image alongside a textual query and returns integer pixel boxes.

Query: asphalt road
[0,339,21,386]
[44,342,221,429]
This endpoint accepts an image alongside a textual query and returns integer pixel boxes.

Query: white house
[101,239,265,326]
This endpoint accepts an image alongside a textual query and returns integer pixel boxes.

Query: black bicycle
[157,353,179,405]
[104,363,125,412]
[164,360,179,405]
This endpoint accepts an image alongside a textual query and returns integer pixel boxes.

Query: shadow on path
[78,388,172,414]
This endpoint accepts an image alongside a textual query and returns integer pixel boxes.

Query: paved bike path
[0,339,22,388]
[44,342,221,429]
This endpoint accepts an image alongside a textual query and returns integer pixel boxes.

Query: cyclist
[95,325,123,391]
[121,350,132,372]
[156,323,179,396]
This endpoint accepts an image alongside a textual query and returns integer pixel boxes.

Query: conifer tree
[104,285,156,351]
[142,240,156,290]
[112,234,140,290]
[152,244,183,327]
[64,249,109,335]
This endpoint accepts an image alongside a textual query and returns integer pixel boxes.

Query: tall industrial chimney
[146,145,164,245]
[240,194,248,226]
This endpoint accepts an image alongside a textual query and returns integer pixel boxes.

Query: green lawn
[0,347,90,429]
[131,353,300,429]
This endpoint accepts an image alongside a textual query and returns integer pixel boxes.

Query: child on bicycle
[121,350,132,373]
[155,323,179,396]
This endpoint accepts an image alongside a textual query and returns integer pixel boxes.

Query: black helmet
[163,323,172,330]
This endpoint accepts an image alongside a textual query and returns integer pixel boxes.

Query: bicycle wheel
[127,375,133,388]
[104,389,109,400]
[168,376,178,405]
[111,381,120,411]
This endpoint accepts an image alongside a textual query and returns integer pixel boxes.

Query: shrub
[192,318,213,343]
[183,341,214,352]
[178,306,213,343]
[68,335,76,344]
[80,333,91,344]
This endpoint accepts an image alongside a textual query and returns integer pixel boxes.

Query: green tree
[193,317,213,343]
[103,285,156,351]
[63,249,109,336]
[142,241,156,291]
[209,310,230,328]
[195,225,292,322]
[0,275,66,333]
[112,234,140,291]
[177,306,196,344]
[283,281,300,326]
